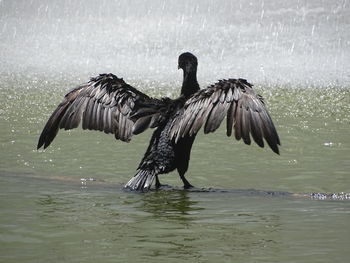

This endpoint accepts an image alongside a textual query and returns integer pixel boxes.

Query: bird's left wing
[169,78,281,154]
[37,73,164,149]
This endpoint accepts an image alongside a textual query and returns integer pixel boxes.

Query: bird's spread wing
[37,73,163,149]
[169,78,281,154]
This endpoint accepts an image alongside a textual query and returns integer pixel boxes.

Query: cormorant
[37,52,280,191]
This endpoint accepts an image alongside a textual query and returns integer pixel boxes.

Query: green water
[0,73,350,262]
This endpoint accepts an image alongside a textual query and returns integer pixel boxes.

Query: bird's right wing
[37,73,165,149]
[169,78,280,154]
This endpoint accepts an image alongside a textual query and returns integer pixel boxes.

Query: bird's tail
[124,170,156,191]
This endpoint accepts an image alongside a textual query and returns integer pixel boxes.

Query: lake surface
[0,73,349,262]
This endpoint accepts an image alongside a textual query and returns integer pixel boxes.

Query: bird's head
[178,52,198,73]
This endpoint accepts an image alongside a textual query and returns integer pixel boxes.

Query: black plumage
[37,52,280,191]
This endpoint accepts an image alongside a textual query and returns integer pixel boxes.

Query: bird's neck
[181,69,200,97]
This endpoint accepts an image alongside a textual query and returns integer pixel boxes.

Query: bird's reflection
[137,189,204,223]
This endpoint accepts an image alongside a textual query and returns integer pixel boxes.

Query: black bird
[37,52,280,191]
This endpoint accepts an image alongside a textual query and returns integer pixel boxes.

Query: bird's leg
[155,175,172,189]
[155,175,161,189]
[179,172,194,189]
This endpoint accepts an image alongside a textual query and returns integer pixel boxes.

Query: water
[1,0,350,262]
[1,174,350,263]
[1,74,350,262]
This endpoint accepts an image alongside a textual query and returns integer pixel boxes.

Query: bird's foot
[183,183,194,190]
[156,183,172,190]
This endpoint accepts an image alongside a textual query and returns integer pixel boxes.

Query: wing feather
[241,102,251,145]
[226,101,235,137]
[188,98,213,138]
[182,100,202,136]
[250,110,264,147]
[70,96,89,129]
[234,99,242,141]
[133,116,152,135]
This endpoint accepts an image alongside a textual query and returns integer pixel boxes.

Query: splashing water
[0,0,349,86]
